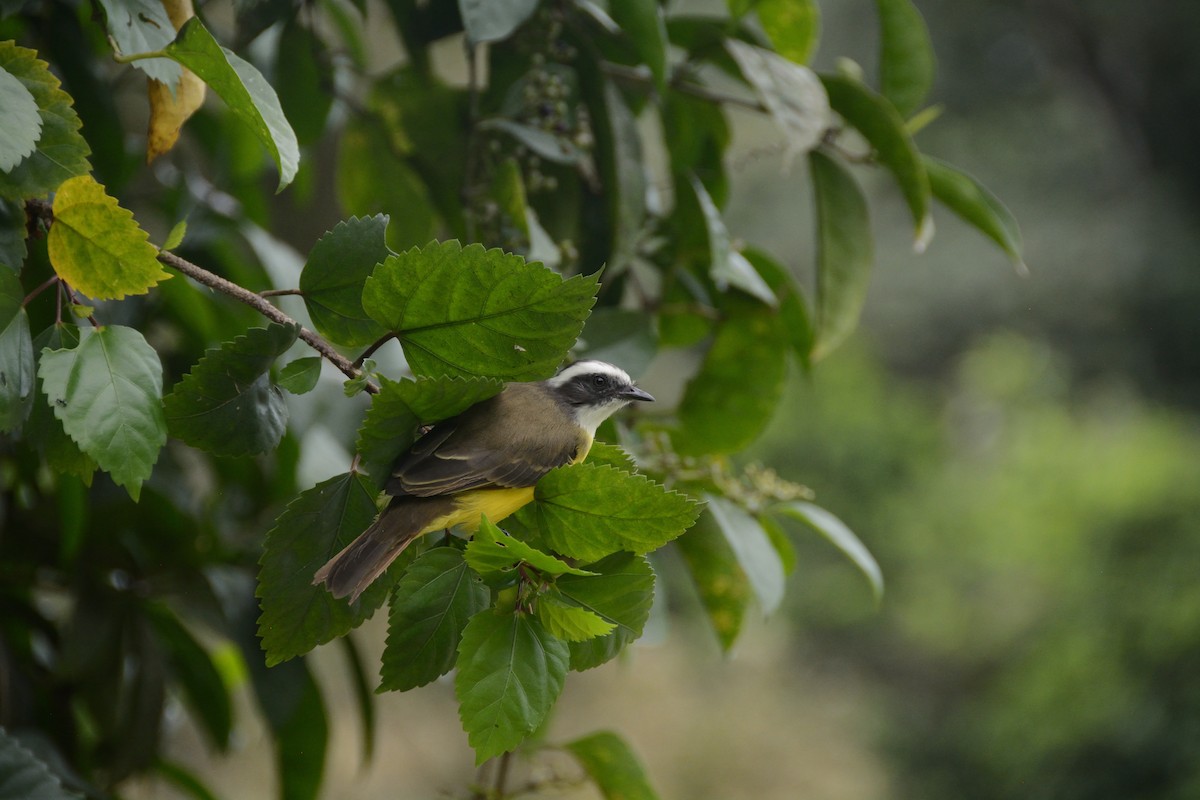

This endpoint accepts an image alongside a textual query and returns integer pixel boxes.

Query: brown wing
[385,384,581,497]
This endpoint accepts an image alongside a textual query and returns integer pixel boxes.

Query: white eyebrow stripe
[546,360,632,388]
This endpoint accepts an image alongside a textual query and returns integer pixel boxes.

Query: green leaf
[455,611,569,764]
[820,73,932,248]
[742,248,814,366]
[583,441,638,472]
[163,18,299,191]
[0,727,82,800]
[757,0,821,65]
[336,119,437,252]
[924,155,1025,272]
[379,547,490,692]
[874,0,935,119]
[0,270,33,432]
[0,200,26,270]
[535,593,616,642]
[726,40,830,165]
[490,157,530,240]
[155,760,236,800]
[0,43,90,201]
[299,215,391,347]
[465,515,596,577]
[577,308,657,380]
[757,512,798,575]
[38,325,166,500]
[355,374,505,485]
[276,356,322,395]
[275,21,333,146]
[256,472,389,666]
[479,118,584,165]
[809,149,873,361]
[688,175,776,306]
[567,730,661,800]
[517,463,701,563]
[361,240,598,381]
[253,658,328,800]
[458,0,539,43]
[675,511,750,651]
[557,552,655,671]
[674,298,788,455]
[0,64,41,171]
[706,495,785,614]
[47,175,171,300]
[162,219,187,251]
[146,607,232,751]
[338,635,377,761]
[155,759,221,800]
[772,500,883,602]
[163,323,298,457]
[97,0,181,86]
[26,323,95,483]
[600,80,646,277]
[610,0,668,93]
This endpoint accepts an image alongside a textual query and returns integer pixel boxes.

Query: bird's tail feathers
[313,497,449,604]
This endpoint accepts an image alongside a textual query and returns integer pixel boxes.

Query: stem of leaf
[599,60,768,113]
[493,751,513,799]
[23,199,379,393]
[21,275,59,308]
[259,287,303,298]
[353,332,397,368]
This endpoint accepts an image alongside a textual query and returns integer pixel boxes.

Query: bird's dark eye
[592,374,609,388]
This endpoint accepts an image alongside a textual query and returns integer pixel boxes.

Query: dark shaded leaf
[0,728,81,800]
[0,270,33,432]
[146,607,232,751]
[610,0,668,93]
[276,356,321,395]
[299,214,392,347]
[379,547,489,692]
[256,473,388,665]
[163,323,298,457]
[338,634,377,761]
[275,21,332,145]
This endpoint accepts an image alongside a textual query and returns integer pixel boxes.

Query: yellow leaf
[146,0,205,163]
[48,175,171,300]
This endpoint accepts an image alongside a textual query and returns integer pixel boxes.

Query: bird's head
[546,360,654,435]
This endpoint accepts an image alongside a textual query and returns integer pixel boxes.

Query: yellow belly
[419,433,593,536]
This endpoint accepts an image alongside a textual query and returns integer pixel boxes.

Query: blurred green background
[122,0,1200,797]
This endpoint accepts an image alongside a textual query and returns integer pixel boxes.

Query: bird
[313,360,654,603]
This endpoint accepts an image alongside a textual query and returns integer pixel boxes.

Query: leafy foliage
[163,323,298,456]
[0,0,1020,796]
[361,240,599,380]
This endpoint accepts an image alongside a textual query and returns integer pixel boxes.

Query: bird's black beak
[620,385,655,402]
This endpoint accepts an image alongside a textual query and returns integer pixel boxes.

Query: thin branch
[599,60,768,113]
[24,199,378,394]
[258,287,303,298]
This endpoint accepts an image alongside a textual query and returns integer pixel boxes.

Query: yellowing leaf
[48,175,170,300]
[146,0,204,162]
